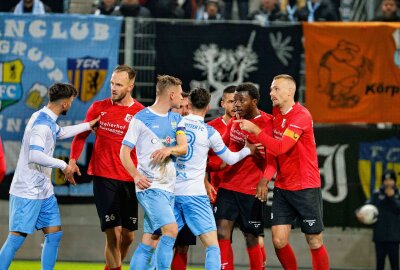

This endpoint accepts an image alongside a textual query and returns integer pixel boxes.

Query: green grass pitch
[10,261,204,270]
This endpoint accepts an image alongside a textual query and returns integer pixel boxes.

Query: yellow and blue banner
[0,13,122,140]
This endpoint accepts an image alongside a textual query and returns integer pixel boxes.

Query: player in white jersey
[0,83,99,270]
[174,87,256,270]
[120,75,188,270]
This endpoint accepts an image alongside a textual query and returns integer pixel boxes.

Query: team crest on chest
[124,114,133,123]
[171,121,177,129]
[281,119,286,128]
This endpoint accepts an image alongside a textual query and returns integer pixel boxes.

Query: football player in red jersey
[214,83,272,270]
[69,65,144,270]
[236,74,330,270]
[206,85,236,203]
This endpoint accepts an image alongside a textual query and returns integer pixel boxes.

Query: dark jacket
[112,4,151,17]
[368,186,400,242]
[297,0,339,22]
[94,2,119,15]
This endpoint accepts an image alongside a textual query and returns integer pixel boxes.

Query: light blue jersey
[122,107,183,193]
[174,114,250,196]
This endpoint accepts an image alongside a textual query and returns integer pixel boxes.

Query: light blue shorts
[9,195,61,234]
[174,195,216,236]
[136,188,176,234]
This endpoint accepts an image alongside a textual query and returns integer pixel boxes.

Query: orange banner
[304,22,400,123]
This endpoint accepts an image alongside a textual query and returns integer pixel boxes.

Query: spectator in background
[145,0,195,18]
[249,0,288,26]
[372,0,400,22]
[297,0,339,22]
[0,137,5,183]
[112,0,151,17]
[12,0,51,14]
[224,0,249,20]
[357,170,400,270]
[94,0,119,15]
[197,0,223,20]
[280,0,306,22]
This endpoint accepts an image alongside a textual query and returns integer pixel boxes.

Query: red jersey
[220,111,273,195]
[70,98,144,182]
[0,137,5,182]
[207,116,229,192]
[258,103,320,190]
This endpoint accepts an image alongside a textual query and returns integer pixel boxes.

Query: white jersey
[174,114,250,196]
[10,106,90,199]
[122,107,183,193]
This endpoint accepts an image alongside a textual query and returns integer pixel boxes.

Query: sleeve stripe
[56,127,61,136]
[29,145,44,152]
[122,140,135,149]
[215,146,227,156]
[176,127,185,131]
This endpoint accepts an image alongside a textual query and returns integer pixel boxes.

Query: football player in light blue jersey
[0,83,99,270]
[120,75,188,270]
[173,87,256,270]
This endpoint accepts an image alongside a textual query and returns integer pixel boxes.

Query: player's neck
[280,101,296,115]
[192,108,206,118]
[222,113,231,123]
[244,108,260,120]
[46,103,62,117]
[150,98,171,114]
[113,96,134,107]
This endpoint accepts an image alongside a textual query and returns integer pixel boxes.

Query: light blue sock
[149,251,156,270]
[155,235,176,270]
[205,245,221,270]
[41,231,63,270]
[130,243,154,270]
[0,234,26,270]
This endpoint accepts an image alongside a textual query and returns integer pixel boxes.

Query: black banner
[155,22,303,117]
[315,126,399,227]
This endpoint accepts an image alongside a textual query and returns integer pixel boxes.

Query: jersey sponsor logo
[303,219,316,226]
[283,128,299,141]
[281,118,286,128]
[124,113,133,123]
[0,59,24,111]
[67,57,108,102]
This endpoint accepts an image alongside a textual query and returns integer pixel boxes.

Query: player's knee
[272,235,288,249]
[44,231,63,244]
[162,223,178,238]
[121,231,134,246]
[216,227,230,240]
[305,233,323,249]
[244,233,259,247]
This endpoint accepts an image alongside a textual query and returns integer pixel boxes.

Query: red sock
[104,265,108,270]
[260,245,267,270]
[311,245,330,270]
[171,251,188,270]
[219,239,234,270]
[108,267,121,270]
[246,244,263,270]
[275,244,298,270]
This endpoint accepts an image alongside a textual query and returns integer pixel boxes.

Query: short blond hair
[156,75,182,96]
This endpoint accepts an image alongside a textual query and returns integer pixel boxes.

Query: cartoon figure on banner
[317,40,373,108]
[0,59,24,111]
[25,83,47,110]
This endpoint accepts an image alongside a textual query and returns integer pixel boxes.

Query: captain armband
[176,127,186,136]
